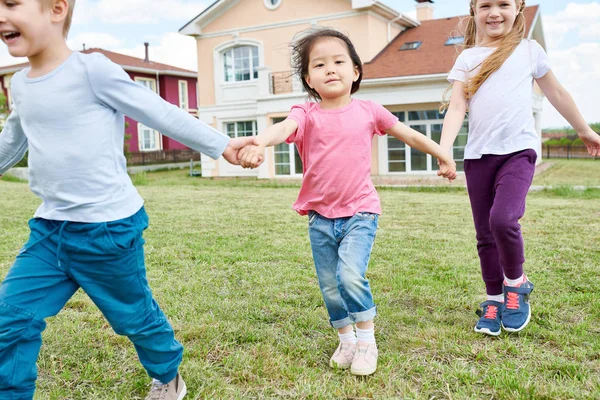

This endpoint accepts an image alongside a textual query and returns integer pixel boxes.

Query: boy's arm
[239,119,299,168]
[386,121,457,180]
[86,55,229,160]
[536,71,600,156]
[0,109,28,176]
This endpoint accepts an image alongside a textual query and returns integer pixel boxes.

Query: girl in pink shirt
[240,28,455,376]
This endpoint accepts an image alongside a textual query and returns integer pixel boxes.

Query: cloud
[540,2,600,127]
[93,0,207,24]
[542,41,600,127]
[68,32,125,50]
[542,2,600,48]
[114,33,198,71]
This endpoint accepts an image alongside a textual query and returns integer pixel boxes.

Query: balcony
[270,70,294,95]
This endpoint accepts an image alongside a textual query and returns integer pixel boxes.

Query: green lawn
[533,159,600,187]
[1,170,599,399]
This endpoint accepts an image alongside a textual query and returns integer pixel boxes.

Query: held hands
[238,145,265,169]
[222,136,263,166]
[578,128,600,157]
[437,157,457,181]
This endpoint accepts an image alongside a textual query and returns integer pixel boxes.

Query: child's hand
[578,128,600,157]
[239,145,265,169]
[437,158,457,181]
[222,136,259,165]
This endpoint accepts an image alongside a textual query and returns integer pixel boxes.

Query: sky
[0,0,598,129]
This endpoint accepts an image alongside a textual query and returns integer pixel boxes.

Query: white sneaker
[350,343,378,376]
[329,342,357,369]
[145,373,187,400]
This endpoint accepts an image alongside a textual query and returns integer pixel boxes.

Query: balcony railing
[270,71,294,95]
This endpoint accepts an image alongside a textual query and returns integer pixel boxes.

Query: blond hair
[40,0,76,37]
[441,0,526,112]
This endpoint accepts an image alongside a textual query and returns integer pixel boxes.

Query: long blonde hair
[441,0,526,112]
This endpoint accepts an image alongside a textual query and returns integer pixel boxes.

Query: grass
[1,168,599,399]
[532,159,600,187]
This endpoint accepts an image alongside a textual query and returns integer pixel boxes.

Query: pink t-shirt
[286,99,398,218]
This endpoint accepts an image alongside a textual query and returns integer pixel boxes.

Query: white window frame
[264,0,282,10]
[3,75,13,109]
[224,120,258,139]
[382,110,453,174]
[178,80,189,110]
[134,77,162,152]
[222,45,260,83]
[138,124,162,152]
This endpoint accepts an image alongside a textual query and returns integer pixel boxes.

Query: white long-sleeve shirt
[0,52,229,222]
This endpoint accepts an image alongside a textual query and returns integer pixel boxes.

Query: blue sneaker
[501,277,534,332]
[474,300,503,336]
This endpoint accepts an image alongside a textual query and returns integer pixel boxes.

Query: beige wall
[196,2,405,106]
[203,0,352,34]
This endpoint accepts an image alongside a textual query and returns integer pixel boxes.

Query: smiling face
[304,37,360,102]
[473,0,519,46]
[0,0,69,59]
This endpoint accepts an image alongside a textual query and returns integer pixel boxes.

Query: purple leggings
[464,149,537,295]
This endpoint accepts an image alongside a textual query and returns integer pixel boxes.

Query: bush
[14,152,28,167]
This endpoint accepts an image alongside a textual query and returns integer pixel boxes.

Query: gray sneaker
[145,373,187,400]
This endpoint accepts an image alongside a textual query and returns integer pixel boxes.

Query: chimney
[415,0,434,21]
[144,42,149,62]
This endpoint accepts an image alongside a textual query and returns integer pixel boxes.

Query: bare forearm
[547,86,589,133]
[440,107,466,154]
[405,133,453,164]
[256,120,296,148]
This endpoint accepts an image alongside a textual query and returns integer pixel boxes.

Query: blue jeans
[308,211,378,329]
[0,207,183,399]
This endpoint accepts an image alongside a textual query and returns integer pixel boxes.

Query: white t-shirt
[448,39,551,160]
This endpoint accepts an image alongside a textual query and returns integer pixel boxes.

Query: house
[179,0,546,178]
[0,45,199,156]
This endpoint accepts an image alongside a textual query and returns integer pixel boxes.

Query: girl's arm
[386,121,457,180]
[440,81,468,155]
[239,119,299,168]
[536,71,600,156]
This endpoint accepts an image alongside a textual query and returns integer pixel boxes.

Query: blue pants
[0,207,183,399]
[308,211,378,329]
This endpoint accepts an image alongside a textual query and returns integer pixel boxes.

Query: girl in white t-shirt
[439,0,600,336]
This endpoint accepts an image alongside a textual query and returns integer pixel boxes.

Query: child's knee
[0,301,45,348]
[110,306,168,338]
[489,212,517,235]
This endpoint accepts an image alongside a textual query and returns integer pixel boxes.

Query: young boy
[0,0,254,398]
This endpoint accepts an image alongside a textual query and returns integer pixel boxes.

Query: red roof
[0,48,197,76]
[363,5,539,79]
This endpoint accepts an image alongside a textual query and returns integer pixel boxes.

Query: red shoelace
[506,292,520,310]
[484,305,499,319]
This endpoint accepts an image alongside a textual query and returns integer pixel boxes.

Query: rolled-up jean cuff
[350,306,377,324]
[330,316,353,329]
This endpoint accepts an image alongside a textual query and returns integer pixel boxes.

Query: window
[223,46,259,82]
[386,110,465,173]
[272,117,302,176]
[264,0,281,9]
[138,124,161,152]
[134,77,161,152]
[178,80,189,110]
[226,121,257,138]
[445,36,464,46]
[399,41,421,50]
[135,77,157,93]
